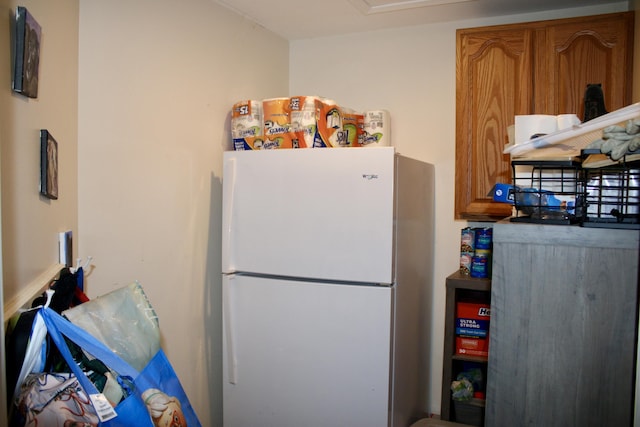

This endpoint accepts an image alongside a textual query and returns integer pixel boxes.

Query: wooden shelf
[440,270,491,425]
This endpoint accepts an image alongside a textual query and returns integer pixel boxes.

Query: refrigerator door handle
[222,157,237,272]
[223,276,238,384]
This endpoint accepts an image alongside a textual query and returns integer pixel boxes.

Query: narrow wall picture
[40,130,58,199]
[12,6,41,98]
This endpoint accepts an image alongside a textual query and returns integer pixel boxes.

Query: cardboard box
[456,336,489,357]
[456,302,490,335]
[456,302,490,357]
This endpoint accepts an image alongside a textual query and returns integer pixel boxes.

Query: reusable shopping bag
[6,267,89,410]
[14,371,100,426]
[38,306,202,426]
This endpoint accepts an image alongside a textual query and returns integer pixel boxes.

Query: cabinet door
[537,12,634,118]
[455,28,533,220]
[486,224,639,427]
[455,12,634,221]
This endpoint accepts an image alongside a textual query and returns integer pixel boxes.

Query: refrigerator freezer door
[222,274,393,427]
[222,147,395,284]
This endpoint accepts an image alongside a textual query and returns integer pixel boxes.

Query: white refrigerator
[221,146,434,427]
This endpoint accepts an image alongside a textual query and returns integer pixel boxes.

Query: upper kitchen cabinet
[455,12,634,221]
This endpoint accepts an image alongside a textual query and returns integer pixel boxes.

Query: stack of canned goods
[459,227,493,278]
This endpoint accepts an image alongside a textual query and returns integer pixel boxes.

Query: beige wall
[290,2,630,415]
[1,1,79,303]
[77,1,288,425]
[0,1,78,421]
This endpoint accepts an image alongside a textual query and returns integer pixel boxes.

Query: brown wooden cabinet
[455,12,634,220]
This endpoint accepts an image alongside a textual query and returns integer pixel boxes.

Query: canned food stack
[459,227,493,278]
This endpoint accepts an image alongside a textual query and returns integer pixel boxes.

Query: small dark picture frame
[40,130,58,199]
[12,6,41,98]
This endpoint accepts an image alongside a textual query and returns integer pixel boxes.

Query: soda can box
[456,336,489,357]
[456,302,490,337]
[490,183,517,204]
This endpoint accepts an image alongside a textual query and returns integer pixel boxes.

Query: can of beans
[470,255,489,278]
[461,227,475,253]
[474,227,493,250]
[460,252,473,276]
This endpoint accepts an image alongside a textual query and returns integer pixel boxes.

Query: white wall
[77,1,288,425]
[290,2,629,415]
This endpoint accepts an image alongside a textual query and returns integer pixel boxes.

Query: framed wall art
[40,130,58,200]
[13,6,41,98]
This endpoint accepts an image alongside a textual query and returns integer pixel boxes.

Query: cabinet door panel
[543,13,634,118]
[486,224,638,427]
[456,29,533,220]
[455,12,634,221]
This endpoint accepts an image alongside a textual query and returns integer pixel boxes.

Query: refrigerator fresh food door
[222,147,395,284]
[223,274,393,427]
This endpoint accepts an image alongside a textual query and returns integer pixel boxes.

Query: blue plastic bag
[39,307,201,426]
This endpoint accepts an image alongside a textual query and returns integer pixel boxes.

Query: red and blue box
[455,302,490,357]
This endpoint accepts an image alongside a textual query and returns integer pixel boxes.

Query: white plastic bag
[63,282,160,372]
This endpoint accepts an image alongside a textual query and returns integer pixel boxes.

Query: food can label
[470,255,489,278]
[461,227,475,252]
[460,252,473,276]
[474,227,493,250]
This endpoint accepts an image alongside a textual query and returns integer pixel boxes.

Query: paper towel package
[289,95,318,148]
[231,100,263,150]
[341,108,364,147]
[230,97,392,150]
[313,98,347,147]
[263,97,297,149]
[363,110,391,147]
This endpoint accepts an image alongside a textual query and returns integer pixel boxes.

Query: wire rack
[582,161,640,229]
[510,159,583,225]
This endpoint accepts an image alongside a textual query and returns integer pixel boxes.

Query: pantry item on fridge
[362,110,391,147]
[263,97,296,149]
[313,98,346,147]
[289,96,318,148]
[231,100,263,150]
[342,108,364,147]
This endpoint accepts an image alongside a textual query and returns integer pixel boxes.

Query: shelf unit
[440,271,491,426]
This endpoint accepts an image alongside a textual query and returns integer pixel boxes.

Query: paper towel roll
[313,98,345,148]
[342,108,364,147]
[556,114,581,130]
[231,100,263,150]
[263,97,295,149]
[514,115,558,145]
[289,95,318,148]
[363,110,391,147]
